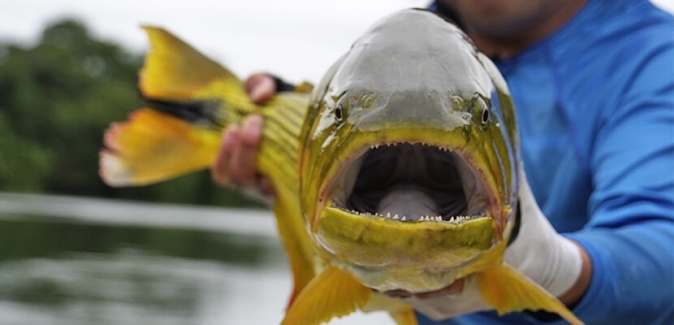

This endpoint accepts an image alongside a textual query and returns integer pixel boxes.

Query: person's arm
[560,38,674,324]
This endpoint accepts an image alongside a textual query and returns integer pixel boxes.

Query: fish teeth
[378,213,409,221]
[367,213,479,222]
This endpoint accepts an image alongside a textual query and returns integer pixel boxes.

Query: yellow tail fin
[100,26,255,187]
[100,108,220,186]
[100,26,318,318]
[476,263,584,325]
[139,26,242,101]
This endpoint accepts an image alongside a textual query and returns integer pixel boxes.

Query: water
[0,193,393,324]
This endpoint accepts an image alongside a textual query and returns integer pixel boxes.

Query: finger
[245,73,276,104]
[229,115,263,186]
[211,125,241,186]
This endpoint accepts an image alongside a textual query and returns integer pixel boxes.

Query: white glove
[401,173,583,320]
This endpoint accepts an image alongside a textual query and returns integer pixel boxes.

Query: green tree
[0,20,141,195]
[0,20,260,207]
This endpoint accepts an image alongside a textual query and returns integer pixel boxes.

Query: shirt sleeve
[564,33,674,324]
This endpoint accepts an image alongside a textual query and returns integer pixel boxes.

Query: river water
[0,193,393,324]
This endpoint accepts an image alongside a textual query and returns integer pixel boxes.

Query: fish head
[299,9,520,292]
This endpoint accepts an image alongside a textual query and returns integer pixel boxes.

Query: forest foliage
[0,20,260,208]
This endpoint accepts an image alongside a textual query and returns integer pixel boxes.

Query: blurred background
[0,0,671,324]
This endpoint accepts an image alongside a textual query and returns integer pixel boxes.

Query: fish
[99,9,583,325]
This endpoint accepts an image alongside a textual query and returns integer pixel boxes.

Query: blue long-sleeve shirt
[421,0,674,324]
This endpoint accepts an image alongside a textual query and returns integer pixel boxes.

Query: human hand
[210,73,277,200]
[389,173,587,320]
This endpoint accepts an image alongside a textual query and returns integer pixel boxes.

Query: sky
[1,0,672,83]
[0,0,426,83]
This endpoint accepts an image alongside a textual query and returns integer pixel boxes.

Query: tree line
[0,20,260,208]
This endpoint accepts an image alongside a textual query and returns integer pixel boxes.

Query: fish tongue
[376,188,439,221]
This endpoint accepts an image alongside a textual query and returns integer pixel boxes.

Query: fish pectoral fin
[389,307,418,325]
[476,263,584,325]
[282,265,370,325]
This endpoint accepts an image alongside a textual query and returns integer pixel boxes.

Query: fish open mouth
[329,143,491,223]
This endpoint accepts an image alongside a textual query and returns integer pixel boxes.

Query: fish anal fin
[282,265,370,325]
[476,264,584,325]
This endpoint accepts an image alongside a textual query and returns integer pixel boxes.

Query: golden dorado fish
[100,9,583,325]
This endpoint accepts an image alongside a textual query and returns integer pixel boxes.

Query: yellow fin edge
[282,266,370,325]
[476,263,584,325]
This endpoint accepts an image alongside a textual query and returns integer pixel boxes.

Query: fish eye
[471,94,490,125]
[481,107,490,124]
[335,104,344,121]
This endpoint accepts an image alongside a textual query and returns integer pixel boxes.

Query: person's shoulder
[546,1,673,131]
[544,0,672,69]
[583,0,672,45]
[559,0,673,72]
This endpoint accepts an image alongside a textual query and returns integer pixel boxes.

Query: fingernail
[250,86,265,103]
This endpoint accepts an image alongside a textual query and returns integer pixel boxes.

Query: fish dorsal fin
[140,26,241,100]
[476,263,584,325]
[281,265,370,325]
